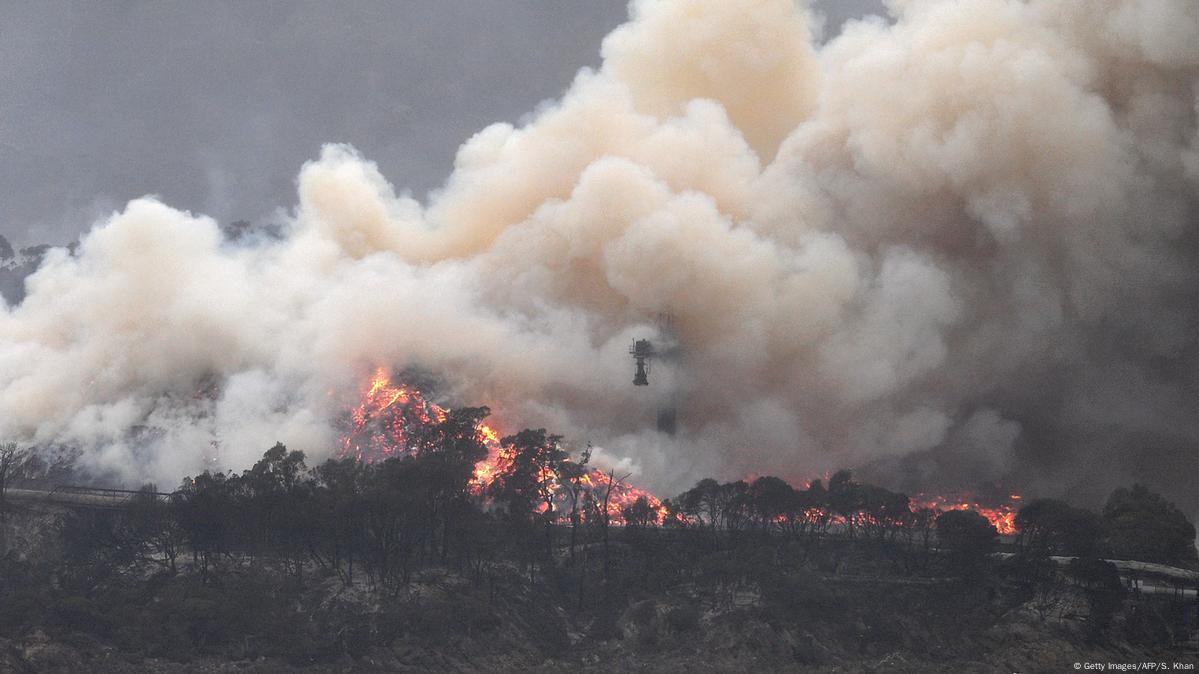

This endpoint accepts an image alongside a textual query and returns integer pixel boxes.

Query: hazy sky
[0,0,884,247]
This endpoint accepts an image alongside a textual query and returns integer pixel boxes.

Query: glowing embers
[574,468,668,524]
[336,368,666,524]
[338,368,449,463]
[913,491,1021,535]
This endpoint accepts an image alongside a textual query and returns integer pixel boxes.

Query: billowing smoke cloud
[1,0,1197,511]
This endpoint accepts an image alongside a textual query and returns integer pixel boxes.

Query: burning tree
[913,491,1020,535]
[338,369,449,462]
[335,368,1033,551]
[335,368,666,527]
[487,428,566,559]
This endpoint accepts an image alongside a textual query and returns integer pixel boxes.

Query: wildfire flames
[339,369,1020,532]
[913,492,1021,535]
[338,369,665,523]
[338,370,446,462]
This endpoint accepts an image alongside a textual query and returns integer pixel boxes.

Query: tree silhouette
[0,443,29,523]
[936,510,997,577]
[1015,498,1101,558]
[1102,484,1198,566]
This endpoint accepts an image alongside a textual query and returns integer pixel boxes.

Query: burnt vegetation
[1,415,1197,672]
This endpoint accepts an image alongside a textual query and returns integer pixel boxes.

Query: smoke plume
[1,0,1197,511]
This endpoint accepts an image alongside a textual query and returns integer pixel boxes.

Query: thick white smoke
[1,0,1197,506]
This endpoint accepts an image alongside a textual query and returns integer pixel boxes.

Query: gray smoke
[1,0,1197,515]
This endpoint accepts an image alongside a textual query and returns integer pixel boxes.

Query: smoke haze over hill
[1,0,1197,517]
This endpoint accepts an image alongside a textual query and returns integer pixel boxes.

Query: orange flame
[913,492,1019,535]
[338,369,664,524]
[580,468,669,524]
[342,370,1021,532]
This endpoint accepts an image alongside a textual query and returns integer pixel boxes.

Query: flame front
[338,368,665,524]
[339,368,447,462]
[913,492,1020,535]
[340,370,1021,532]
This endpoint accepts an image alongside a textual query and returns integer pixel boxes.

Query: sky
[0,0,884,247]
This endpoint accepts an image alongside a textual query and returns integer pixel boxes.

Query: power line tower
[628,312,679,435]
[629,339,655,386]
